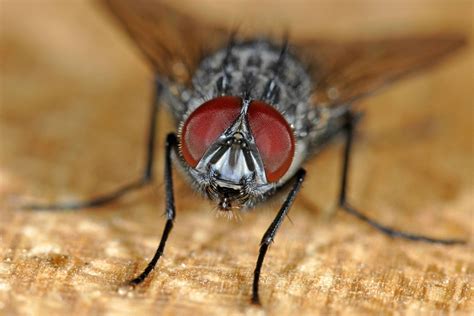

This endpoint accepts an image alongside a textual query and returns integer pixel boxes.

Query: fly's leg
[338,112,465,245]
[22,78,165,211]
[129,133,177,285]
[251,169,306,305]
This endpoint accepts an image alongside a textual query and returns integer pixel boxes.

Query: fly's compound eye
[180,96,295,183]
[180,96,242,167]
[248,100,295,182]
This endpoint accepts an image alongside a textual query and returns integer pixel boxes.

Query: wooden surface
[0,1,473,315]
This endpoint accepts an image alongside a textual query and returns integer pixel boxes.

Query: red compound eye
[180,96,295,183]
[248,100,295,182]
[180,96,241,167]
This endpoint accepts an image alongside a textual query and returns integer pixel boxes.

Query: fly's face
[178,95,295,211]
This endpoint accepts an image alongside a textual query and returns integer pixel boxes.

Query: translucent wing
[100,0,465,106]
[100,0,230,84]
[294,36,466,107]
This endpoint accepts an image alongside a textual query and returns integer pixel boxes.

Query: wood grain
[0,1,472,315]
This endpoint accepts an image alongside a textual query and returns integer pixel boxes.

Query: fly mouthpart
[213,200,242,221]
[218,197,232,211]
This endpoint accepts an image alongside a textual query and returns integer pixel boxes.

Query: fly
[22,0,467,305]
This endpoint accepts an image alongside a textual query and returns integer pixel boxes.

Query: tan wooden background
[0,1,473,315]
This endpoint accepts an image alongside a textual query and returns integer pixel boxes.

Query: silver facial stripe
[195,100,268,187]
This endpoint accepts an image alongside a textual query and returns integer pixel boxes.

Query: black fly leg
[251,169,306,305]
[22,78,164,211]
[338,112,465,245]
[129,133,178,285]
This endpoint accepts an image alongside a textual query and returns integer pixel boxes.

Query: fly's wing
[99,0,230,85]
[294,36,466,107]
[100,0,465,106]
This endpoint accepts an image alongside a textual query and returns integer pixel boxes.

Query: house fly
[23,0,467,305]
